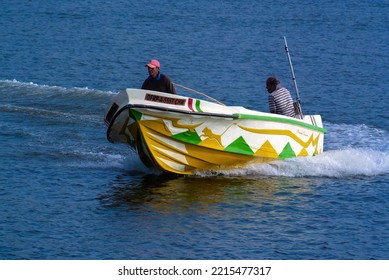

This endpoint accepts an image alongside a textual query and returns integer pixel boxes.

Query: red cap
[145,59,160,68]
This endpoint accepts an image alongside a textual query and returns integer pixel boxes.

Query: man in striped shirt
[266,76,295,117]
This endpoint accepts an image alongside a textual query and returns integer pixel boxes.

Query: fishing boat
[104,38,326,175]
[104,88,326,175]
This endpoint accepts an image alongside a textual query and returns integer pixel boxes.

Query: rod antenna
[284,36,303,118]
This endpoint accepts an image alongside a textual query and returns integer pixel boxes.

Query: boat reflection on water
[99,172,318,215]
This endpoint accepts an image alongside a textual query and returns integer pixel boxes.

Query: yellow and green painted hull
[105,89,326,175]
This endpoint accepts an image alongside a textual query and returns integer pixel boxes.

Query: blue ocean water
[1,0,388,260]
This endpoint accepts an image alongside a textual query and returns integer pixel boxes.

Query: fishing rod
[283,36,304,118]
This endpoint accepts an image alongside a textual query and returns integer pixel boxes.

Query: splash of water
[211,148,389,178]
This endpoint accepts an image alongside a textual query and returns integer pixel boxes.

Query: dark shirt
[141,72,176,94]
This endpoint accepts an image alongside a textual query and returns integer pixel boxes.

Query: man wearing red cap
[141,59,176,94]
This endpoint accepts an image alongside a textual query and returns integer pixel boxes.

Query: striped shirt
[268,87,295,117]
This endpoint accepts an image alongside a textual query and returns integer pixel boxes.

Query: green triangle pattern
[224,136,254,155]
[130,109,143,121]
[278,142,296,159]
[172,131,202,144]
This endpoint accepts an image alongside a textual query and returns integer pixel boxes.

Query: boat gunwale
[235,113,327,133]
